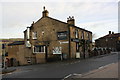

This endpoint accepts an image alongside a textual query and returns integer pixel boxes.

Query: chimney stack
[109,31,111,34]
[42,6,49,17]
[112,32,114,34]
[67,16,75,26]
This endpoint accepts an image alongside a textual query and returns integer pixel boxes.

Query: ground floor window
[33,45,45,53]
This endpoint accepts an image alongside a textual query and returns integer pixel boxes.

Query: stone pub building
[8,7,92,65]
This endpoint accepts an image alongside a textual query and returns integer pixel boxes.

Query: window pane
[33,46,45,53]
[33,32,37,39]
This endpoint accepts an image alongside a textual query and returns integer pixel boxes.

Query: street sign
[71,38,80,42]
[59,41,69,44]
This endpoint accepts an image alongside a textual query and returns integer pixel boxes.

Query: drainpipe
[68,25,71,60]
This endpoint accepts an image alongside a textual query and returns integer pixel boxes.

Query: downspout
[68,25,71,59]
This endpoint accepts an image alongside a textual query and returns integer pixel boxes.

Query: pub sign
[57,31,68,40]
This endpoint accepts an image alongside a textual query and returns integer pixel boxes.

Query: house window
[81,31,84,39]
[33,45,45,53]
[87,33,89,40]
[32,32,37,39]
[75,29,79,38]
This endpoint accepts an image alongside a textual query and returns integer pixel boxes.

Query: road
[2,52,119,79]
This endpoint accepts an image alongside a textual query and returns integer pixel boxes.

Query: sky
[0,0,119,41]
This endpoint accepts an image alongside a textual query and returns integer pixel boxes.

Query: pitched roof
[8,41,24,46]
[95,33,120,41]
[30,16,92,33]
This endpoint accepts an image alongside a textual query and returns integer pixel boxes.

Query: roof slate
[95,33,120,41]
[30,16,92,33]
[8,41,24,46]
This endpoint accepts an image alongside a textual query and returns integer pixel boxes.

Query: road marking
[7,73,12,74]
[99,66,104,69]
[63,74,72,80]
[98,63,116,69]
[73,73,82,76]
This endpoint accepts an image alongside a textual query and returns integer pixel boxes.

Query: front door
[76,42,80,58]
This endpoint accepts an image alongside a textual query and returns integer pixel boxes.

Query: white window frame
[75,29,78,38]
[33,45,45,53]
[32,32,37,39]
[81,31,84,39]
[87,33,90,40]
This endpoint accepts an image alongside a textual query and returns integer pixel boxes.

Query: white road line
[99,66,104,69]
[63,74,72,79]
[7,73,12,74]
[73,73,82,76]
[98,63,116,69]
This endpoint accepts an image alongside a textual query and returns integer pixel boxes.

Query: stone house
[7,7,92,65]
[95,31,120,51]
[23,7,92,64]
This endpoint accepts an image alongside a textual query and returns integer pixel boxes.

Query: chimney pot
[109,31,111,34]
[67,16,75,26]
[112,32,114,34]
[42,6,49,17]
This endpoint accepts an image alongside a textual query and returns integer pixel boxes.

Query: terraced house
[8,7,92,65]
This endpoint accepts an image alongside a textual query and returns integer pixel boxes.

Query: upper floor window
[81,31,84,39]
[33,45,45,53]
[75,29,79,38]
[87,33,89,40]
[32,32,37,39]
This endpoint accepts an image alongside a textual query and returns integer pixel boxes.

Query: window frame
[87,33,90,40]
[81,31,84,39]
[32,32,37,39]
[75,29,79,39]
[33,45,45,53]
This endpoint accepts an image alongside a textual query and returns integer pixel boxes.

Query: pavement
[64,61,118,79]
[1,68,16,74]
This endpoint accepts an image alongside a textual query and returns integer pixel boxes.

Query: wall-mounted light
[42,30,44,35]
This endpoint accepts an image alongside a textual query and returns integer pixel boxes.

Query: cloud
[78,19,118,41]
[1,0,119,2]
[1,2,118,40]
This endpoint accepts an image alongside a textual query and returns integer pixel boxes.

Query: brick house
[95,31,120,51]
[23,7,92,64]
